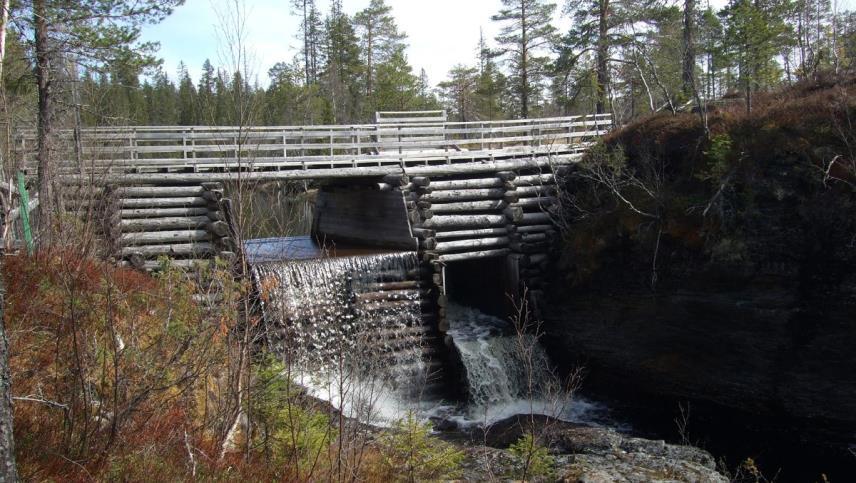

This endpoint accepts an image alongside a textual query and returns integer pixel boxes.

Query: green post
[16,172,33,255]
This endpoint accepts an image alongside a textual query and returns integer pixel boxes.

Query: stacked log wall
[109,182,238,271]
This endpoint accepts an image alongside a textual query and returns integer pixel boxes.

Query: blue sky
[139,0,856,88]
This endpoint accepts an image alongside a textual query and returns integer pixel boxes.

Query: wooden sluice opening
[309,164,562,339]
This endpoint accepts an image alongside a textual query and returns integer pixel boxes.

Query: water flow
[252,252,425,387]
[446,303,553,407]
[252,251,608,428]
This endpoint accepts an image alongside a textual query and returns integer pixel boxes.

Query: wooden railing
[14,114,611,176]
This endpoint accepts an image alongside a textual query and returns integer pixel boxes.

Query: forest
[0,0,854,131]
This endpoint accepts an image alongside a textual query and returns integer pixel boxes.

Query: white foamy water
[250,244,610,429]
[284,300,610,429]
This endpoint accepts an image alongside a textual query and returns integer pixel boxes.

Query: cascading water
[446,303,553,407]
[249,240,607,428]
[252,251,428,389]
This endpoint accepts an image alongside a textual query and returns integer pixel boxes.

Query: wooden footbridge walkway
[14,111,610,183]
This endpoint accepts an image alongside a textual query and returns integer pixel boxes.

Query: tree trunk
[596,0,610,114]
[0,251,17,481]
[520,0,529,118]
[34,0,55,245]
[682,0,696,99]
[302,0,310,85]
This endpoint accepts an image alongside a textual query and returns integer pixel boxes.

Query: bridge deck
[15,114,610,183]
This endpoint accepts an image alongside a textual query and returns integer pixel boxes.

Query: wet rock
[556,426,725,483]
[450,416,726,482]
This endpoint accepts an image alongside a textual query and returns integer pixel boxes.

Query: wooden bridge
[14,111,610,183]
[7,110,611,344]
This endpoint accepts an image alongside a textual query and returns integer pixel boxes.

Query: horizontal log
[430,199,507,213]
[120,207,211,218]
[418,214,506,229]
[120,216,210,231]
[514,173,555,186]
[516,185,556,197]
[521,233,548,243]
[434,227,513,239]
[437,248,510,263]
[520,212,552,225]
[120,197,207,208]
[512,197,557,209]
[428,177,506,190]
[120,242,216,257]
[116,186,204,197]
[120,229,212,246]
[517,224,553,233]
[434,236,509,253]
[422,188,506,202]
[138,258,211,271]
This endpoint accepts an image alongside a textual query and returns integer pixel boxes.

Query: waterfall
[444,302,574,423]
[252,251,427,388]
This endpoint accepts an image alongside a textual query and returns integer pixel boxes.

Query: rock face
[557,426,726,483]
[542,79,856,453]
[455,418,726,482]
[543,265,856,445]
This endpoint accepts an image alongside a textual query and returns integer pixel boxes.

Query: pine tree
[559,1,654,115]
[321,0,363,122]
[492,0,557,118]
[354,0,406,102]
[720,0,793,112]
[198,59,216,124]
[372,46,418,112]
[438,65,479,121]
[177,62,198,125]
[18,0,183,244]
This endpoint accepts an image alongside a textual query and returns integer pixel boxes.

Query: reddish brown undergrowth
[4,250,235,481]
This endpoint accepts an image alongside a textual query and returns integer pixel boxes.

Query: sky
[139,0,856,88]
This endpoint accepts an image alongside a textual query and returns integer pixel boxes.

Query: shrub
[509,431,555,481]
[373,411,463,482]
